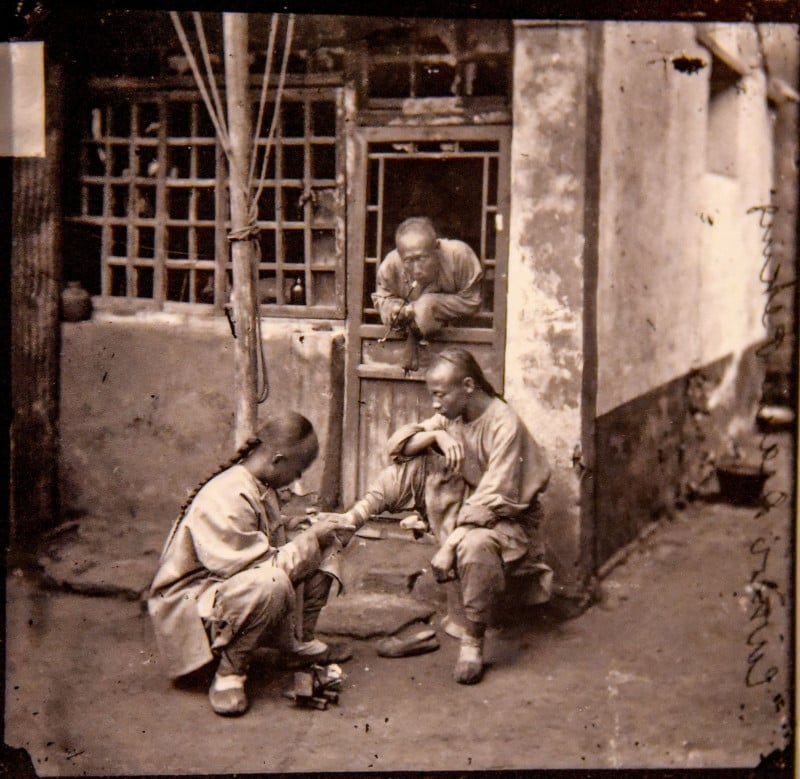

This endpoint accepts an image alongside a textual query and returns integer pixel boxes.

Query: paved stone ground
[4,433,794,775]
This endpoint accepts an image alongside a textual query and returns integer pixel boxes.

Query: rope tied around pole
[225,221,270,404]
[227,222,262,243]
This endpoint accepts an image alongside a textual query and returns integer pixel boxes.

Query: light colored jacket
[148,465,321,678]
[372,238,483,325]
[387,398,551,561]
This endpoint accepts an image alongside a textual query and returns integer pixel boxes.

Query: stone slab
[354,562,424,595]
[410,567,449,607]
[315,592,437,639]
[39,554,157,600]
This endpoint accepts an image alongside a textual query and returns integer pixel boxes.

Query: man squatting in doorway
[372,217,483,370]
[329,348,552,684]
[148,413,354,716]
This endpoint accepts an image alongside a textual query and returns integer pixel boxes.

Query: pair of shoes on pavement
[376,621,481,683]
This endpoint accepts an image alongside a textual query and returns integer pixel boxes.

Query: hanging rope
[254,288,270,403]
[169,12,232,161]
[249,14,294,403]
[249,14,295,224]
[226,226,270,403]
[170,12,297,405]
[248,14,278,192]
[246,14,294,403]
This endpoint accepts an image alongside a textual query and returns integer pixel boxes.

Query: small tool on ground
[282,664,344,710]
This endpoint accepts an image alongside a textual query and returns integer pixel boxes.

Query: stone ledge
[39,555,157,601]
[316,593,437,639]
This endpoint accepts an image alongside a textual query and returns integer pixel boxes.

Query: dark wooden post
[10,58,63,549]
[223,13,259,448]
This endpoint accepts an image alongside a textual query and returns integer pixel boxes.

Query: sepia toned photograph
[4,3,797,775]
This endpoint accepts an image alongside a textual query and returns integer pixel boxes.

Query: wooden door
[343,125,511,502]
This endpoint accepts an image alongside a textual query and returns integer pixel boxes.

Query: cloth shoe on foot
[290,638,329,656]
[208,673,249,716]
[441,614,468,641]
[280,639,353,669]
[453,635,484,684]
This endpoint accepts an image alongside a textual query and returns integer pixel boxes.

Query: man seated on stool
[329,348,552,684]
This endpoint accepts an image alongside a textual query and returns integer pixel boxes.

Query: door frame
[342,123,512,504]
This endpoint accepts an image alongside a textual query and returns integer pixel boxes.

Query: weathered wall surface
[593,23,775,565]
[597,23,771,415]
[595,345,764,565]
[506,23,592,596]
[59,316,345,550]
[10,61,63,548]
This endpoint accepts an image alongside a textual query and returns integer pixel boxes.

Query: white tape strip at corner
[0,41,45,158]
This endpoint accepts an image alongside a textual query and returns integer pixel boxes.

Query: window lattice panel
[68,87,345,318]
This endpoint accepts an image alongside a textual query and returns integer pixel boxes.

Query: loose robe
[372,238,483,334]
[148,465,322,679]
[387,397,551,560]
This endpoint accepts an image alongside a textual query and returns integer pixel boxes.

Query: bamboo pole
[223,13,259,447]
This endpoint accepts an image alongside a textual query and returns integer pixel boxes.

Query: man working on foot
[331,348,551,684]
[372,217,483,343]
[148,413,352,716]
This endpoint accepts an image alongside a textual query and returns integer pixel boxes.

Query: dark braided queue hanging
[158,436,264,556]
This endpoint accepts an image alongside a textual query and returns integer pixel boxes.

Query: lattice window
[66,86,345,318]
[363,19,511,104]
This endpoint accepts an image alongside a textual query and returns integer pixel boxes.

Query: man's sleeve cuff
[346,503,371,529]
[456,504,496,528]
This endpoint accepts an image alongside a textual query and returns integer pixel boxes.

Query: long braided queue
[157,436,264,558]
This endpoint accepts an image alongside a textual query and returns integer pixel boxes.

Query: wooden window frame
[66,82,346,319]
[348,125,511,359]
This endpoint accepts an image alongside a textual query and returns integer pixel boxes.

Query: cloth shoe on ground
[376,627,440,658]
[208,673,249,716]
[279,638,353,669]
[453,635,484,685]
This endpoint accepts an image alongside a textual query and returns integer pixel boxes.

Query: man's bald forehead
[396,217,438,246]
[427,358,462,384]
[396,226,437,251]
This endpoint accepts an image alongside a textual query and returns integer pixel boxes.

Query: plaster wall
[506,23,591,593]
[59,316,345,542]
[596,22,771,417]
[592,23,774,566]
